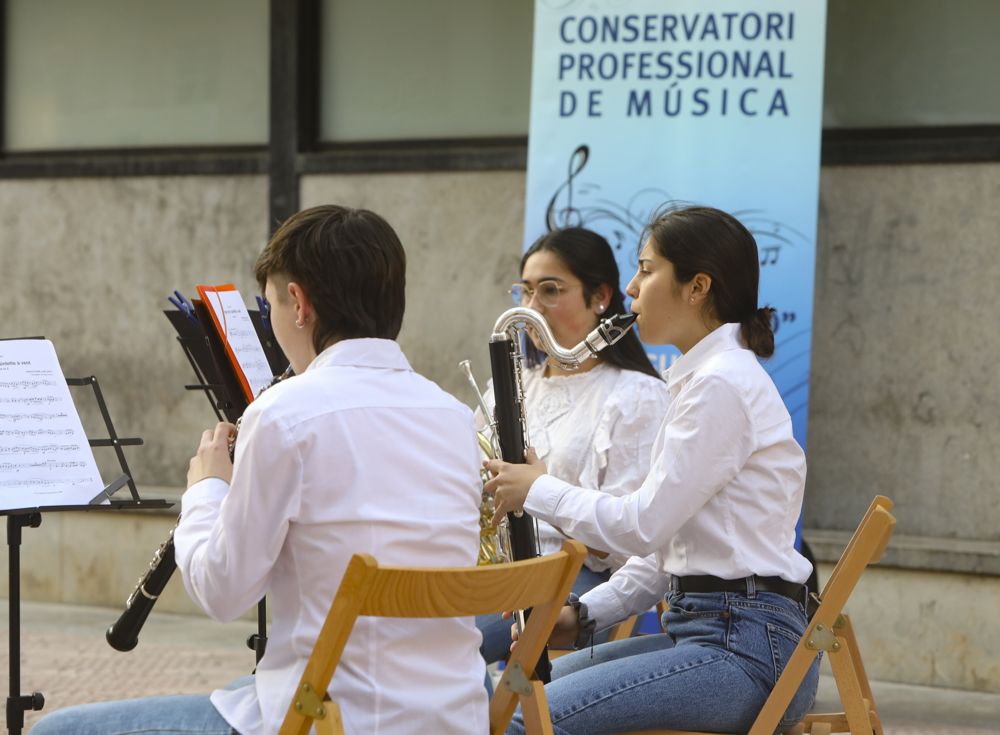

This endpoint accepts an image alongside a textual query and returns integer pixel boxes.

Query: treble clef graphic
[546,144,589,231]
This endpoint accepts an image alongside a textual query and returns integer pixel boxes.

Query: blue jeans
[507,590,819,734]
[28,677,253,735]
[478,565,611,665]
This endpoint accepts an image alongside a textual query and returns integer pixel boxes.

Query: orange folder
[195,283,256,403]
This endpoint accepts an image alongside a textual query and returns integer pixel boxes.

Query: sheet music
[0,340,105,509]
[202,288,273,398]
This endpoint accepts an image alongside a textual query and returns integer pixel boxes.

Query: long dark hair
[645,205,775,358]
[521,228,660,378]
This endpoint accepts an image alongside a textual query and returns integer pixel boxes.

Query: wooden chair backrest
[745,495,896,734]
[279,539,587,735]
[817,495,894,604]
[614,495,897,735]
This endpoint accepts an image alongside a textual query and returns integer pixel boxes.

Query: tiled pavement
[3,600,252,732]
[2,600,998,734]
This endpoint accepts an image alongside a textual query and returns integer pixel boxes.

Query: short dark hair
[255,205,406,351]
[645,205,775,358]
[521,228,660,379]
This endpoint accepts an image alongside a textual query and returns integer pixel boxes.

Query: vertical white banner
[524,0,826,449]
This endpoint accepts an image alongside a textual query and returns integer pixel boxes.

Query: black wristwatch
[567,593,598,650]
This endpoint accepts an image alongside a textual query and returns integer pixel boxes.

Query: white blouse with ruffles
[478,361,669,573]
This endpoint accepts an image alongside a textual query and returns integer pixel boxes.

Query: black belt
[670,574,805,602]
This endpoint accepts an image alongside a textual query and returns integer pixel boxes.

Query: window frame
[0,0,998,185]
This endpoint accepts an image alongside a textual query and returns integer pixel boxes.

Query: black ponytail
[740,307,775,358]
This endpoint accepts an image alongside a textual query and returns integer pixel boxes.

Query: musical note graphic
[0,379,58,390]
[537,144,814,442]
[543,145,672,257]
[541,146,807,267]
[0,478,89,488]
[546,145,589,230]
[241,359,270,374]
[0,395,60,406]
[0,460,88,472]
[0,412,69,423]
[0,444,81,456]
[0,428,74,438]
[734,209,810,270]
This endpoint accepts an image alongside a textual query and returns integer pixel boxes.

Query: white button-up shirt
[478,363,669,572]
[525,323,811,630]
[175,339,487,735]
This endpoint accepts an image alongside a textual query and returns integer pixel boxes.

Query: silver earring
[597,304,606,314]
[295,319,305,329]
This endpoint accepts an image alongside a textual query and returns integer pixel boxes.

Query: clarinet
[487,307,637,682]
[106,367,293,652]
[106,526,177,651]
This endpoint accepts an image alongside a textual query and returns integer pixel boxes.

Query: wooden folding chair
[612,495,897,735]
[278,539,587,735]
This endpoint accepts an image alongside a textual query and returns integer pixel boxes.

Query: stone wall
[2,163,999,691]
[0,176,269,489]
[819,563,1000,693]
[807,163,1000,565]
[300,171,526,403]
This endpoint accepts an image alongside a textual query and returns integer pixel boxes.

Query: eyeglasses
[508,280,582,308]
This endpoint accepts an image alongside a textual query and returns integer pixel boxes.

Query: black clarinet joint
[106,366,292,652]
[106,537,176,651]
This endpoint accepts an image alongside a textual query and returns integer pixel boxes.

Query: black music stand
[163,305,287,664]
[164,307,286,424]
[3,373,168,735]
